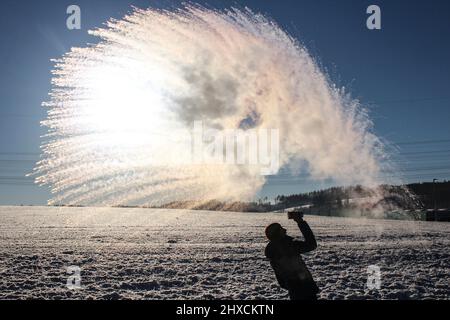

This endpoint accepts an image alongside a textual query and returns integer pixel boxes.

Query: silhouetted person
[265,212,319,300]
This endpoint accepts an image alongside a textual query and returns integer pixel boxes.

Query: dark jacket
[265,220,319,296]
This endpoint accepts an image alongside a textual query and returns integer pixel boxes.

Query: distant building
[425,209,450,222]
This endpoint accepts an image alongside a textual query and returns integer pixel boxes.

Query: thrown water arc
[34,5,392,207]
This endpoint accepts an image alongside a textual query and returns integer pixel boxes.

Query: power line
[0,160,37,164]
[394,139,450,146]
[0,176,33,180]
[373,96,450,105]
[0,182,35,186]
[396,149,450,156]
[0,152,40,156]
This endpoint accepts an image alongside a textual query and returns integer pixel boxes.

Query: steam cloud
[34,5,393,207]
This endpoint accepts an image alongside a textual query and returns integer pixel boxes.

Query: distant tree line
[51,181,450,219]
[407,181,450,209]
[274,181,450,211]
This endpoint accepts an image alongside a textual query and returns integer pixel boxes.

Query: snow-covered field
[0,206,448,300]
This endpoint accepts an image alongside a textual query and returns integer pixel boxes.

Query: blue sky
[1,0,450,205]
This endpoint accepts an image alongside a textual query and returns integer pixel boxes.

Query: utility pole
[433,179,439,218]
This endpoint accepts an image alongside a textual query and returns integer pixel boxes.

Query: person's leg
[288,289,299,300]
[308,294,318,301]
[288,289,317,300]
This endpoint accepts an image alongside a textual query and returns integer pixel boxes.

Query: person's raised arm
[292,215,317,253]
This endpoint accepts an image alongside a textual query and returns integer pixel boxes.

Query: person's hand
[293,212,304,223]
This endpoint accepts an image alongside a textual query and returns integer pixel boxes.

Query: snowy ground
[0,206,448,300]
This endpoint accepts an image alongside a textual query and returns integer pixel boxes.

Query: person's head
[265,223,287,241]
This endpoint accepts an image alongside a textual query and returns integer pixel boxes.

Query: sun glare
[79,62,169,149]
